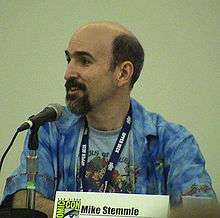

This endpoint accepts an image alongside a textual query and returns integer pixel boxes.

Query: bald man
[1,22,216,217]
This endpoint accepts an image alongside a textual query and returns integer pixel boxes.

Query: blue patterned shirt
[2,99,216,206]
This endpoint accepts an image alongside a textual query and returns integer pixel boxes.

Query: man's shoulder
[131,98,190,139]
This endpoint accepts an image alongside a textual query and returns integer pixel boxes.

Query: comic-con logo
[56,199,81,218]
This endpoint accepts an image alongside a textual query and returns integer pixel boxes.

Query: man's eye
[79,57,91,65]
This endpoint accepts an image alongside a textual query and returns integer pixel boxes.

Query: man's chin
[65,98,91,116]
[66,101,82,115]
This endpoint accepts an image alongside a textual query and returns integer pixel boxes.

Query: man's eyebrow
[65,50,96,61]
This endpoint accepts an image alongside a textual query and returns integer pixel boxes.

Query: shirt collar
[130,98,157,137]
[56,98,158,137]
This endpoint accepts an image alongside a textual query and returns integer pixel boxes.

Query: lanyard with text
[79,104,132,192]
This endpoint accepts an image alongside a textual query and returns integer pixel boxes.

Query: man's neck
[86,96,130,131]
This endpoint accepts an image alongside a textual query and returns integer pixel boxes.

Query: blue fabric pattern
[1,98,216,206]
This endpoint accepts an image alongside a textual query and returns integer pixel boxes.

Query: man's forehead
[68,33,113,57]
[68,37,110,52]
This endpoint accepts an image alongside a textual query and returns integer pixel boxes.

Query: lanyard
[79,104,132,192]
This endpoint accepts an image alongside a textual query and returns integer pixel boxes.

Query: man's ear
[116,61,134,87]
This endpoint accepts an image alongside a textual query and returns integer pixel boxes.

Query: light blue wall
[0,0,219,200]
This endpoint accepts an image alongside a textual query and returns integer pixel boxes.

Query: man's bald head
[75,21,133,37]
[70,21,144,89]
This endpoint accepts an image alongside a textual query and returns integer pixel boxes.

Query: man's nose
[64,60,79,81]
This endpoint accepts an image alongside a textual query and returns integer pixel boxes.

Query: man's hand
[12,190,54,218]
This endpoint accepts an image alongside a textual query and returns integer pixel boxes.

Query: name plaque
[53,191,169,218]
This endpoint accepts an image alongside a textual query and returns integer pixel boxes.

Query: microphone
[17,103,65,132]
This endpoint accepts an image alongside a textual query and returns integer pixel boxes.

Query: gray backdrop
[0,0,219,201]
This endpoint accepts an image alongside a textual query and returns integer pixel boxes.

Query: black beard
[65,78,92,115]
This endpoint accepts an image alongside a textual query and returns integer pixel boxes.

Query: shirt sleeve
[162,123,217,206]
[1,122,59,205]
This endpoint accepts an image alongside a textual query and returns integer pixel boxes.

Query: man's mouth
[65,78,86,93]
[68,87,81,93]
[70,87,79,91]
[66,87,83,101]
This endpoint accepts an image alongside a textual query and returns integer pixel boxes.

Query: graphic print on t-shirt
[78,149,139,193]
[76,126,139,193]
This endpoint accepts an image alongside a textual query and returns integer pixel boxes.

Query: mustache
[65,78,87,91]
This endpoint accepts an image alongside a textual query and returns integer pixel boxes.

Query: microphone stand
[26,126,39,210]
[0,126,48,218]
